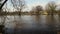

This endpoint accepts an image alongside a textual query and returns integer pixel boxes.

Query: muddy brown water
[0,15,60,34]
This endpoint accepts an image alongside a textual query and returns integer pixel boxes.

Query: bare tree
[11,0,25,15]
[0,0,9,25]
[0,0,8,15]
[31,5,43,15]
[45,1,57,15]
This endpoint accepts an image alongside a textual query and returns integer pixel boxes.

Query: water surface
[0,15,60,34]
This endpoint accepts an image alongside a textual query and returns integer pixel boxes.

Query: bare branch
[0,0,8,9]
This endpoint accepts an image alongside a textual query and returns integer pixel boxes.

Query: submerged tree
[11,0,25,15]
[45,1,57,16]
[31,5,43,15]
[35,5,43,15]
[45,1,57,22]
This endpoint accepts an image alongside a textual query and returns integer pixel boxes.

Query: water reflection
[0,15,60,34]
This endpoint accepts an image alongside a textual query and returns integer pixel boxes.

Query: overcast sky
[3,0,60,12]
[25,0,60,11]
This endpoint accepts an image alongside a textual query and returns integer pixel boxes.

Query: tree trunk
[19,9,21,16]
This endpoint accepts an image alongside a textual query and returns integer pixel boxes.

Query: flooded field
[0,15,60,34]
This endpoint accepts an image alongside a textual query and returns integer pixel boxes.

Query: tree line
[0,0,60,15]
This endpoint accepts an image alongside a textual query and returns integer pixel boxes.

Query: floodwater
[0,15,60,34]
